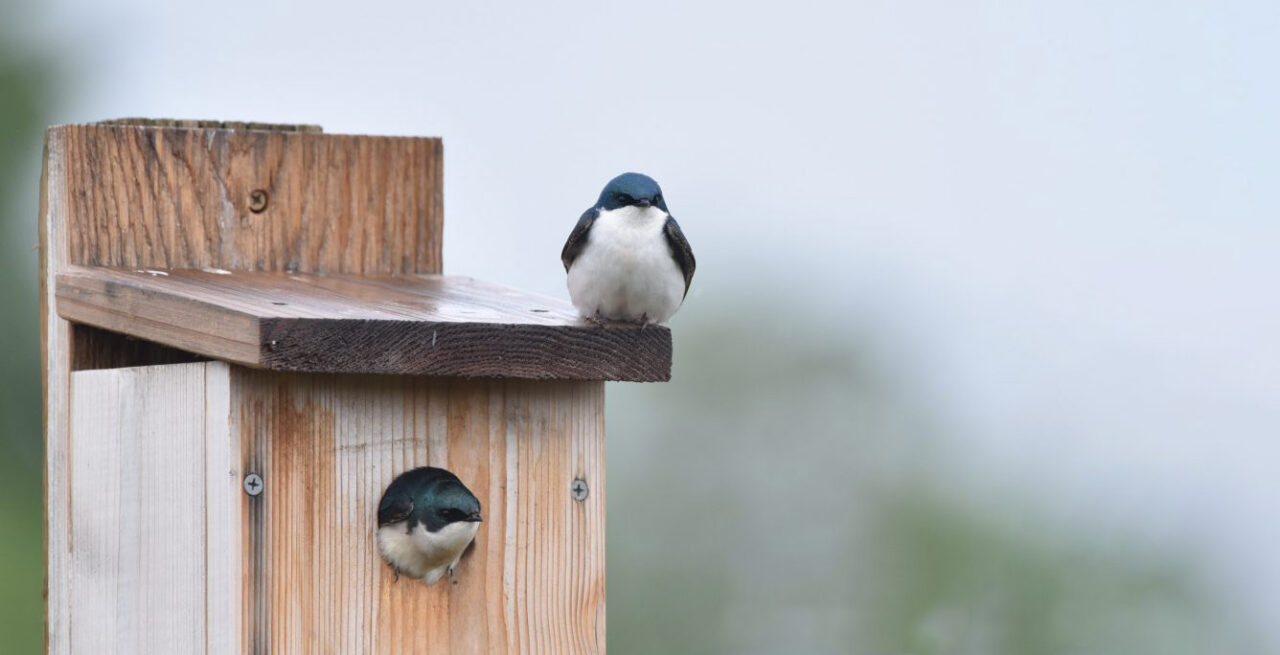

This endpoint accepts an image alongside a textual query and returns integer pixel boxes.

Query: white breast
[567,206,686,323]
[377,520,479,583]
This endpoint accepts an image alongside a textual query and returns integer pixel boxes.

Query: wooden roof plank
[55,266,672,381]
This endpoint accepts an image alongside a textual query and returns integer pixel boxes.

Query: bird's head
[597,172,668,212]
[420,478,483,533]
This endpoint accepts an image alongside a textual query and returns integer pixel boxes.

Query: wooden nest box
[40,120,670,653]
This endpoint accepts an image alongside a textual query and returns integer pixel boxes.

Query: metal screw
[248,189,269,213]
[243,473,264,496]
[571,478,589,502]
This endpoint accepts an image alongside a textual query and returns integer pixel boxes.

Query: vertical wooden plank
[68,363,216,654]
[444,379,496,653]
[571,381,608,650]
[203,362,240,655]
[502,381,607,654]
[40,127,72,655]
[231,371,605,653]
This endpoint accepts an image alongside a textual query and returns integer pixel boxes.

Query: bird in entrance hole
[561,172,696,325]
[377,466,483,585]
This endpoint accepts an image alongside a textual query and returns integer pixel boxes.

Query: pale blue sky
[19,0,1280,633]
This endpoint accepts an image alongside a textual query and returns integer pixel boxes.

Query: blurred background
[2,0,1277,652]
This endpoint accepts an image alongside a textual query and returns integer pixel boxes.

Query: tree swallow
[561,172,696,324]
[376,466,483,585]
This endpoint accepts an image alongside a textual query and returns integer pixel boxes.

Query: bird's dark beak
[635,198,651,208]
[467,511,483,522]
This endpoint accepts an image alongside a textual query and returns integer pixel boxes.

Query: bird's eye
[616,194,633,205]
[654,194,662,204]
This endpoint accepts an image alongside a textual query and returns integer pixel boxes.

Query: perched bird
[561,172,695,324]
[376,466,483,585]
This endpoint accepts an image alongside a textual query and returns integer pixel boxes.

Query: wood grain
[203,363,242,655]
[44,120,615,654]
[42,120,443,654]
[56,266,673,381]
[230,369,606,653]
[40,129,72,654]
[65,363,607,654]
[57,122,441,275]
[67,363,237,654]
[97,117,324,132]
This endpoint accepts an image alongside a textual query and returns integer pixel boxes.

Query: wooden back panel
[57,121,442,274]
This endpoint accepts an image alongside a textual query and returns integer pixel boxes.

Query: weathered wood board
[67,362,606,654]
[55,122,441,275]
[56,266,672,380]
[67,363,234,654]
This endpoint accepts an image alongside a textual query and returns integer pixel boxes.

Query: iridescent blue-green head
[596,172,669,212]
[418,477,483,532]
[378,466,483,534]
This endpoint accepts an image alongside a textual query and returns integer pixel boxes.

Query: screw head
[571,478,589,502]
[243,473,264,496]
[248,189,269,213]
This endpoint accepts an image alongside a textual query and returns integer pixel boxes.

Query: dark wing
[561,206,600,272]
[663,216,696,298]
[377,491,413,526]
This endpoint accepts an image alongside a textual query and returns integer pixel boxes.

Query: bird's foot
[586,309,606,326]
[448,564,459,585]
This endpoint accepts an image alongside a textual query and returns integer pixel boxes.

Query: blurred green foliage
[607,312,1268,653]
[0,10,55,652]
